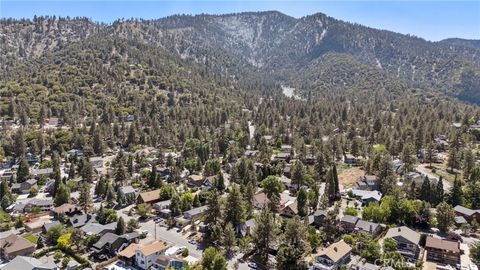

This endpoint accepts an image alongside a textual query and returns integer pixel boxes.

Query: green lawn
[23,234,39,244]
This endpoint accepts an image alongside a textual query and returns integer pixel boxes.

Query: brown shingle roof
[118,243,140,258]
[425,236,460,252]
[138,189,161,203]
[319,240,352,263]
[0,234,35,254]
[138,241,168,256]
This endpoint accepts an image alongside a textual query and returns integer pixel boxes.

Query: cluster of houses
[311,225,462,270]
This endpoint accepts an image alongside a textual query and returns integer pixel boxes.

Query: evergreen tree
[81,159,93,182]
[116,217,126,235]
[105,180,116,203]
[435,177,444,205]
[420,176,431,202]
[95,178,107,197]
[16,158,29,183]
[54,182,70,206]
[68,162,75,179]
[149,163,158,188]
[252,207,279,265]
[225,185,244,227]
[13,128,26,158]
[297,187,308,217]
[92,129,103,155]
[78,182,92,213]
[291,160,305,190]
[449,176,464,206]
[214,172,225,191]
[436,201,455,232]
[222,223,236,256]
[332,164,339,195]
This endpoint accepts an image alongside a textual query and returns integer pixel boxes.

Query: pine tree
[214,172,225,191]
[449,176,464,206]
[16,158,29,183]
[149,163,157,188]
[68,162,75,179]
[291,160,305,190]
[436,201,455,232]
[78,182,92,213]
[13,128,26,158]
[54,182,70,206]
[225,185,244,227]
[95,178,106,197]
[105,180,116,203]
[114,157,127,185]
[252,206,279,265]
[116,217,126,235]
[92,129,103,156]
[297,187,308,217]
[222,223,236,256]
[420,176,431,202]
[435,177,444,205]
[332,164,339,195]
[204,191,222,245]
[81,159,93,182]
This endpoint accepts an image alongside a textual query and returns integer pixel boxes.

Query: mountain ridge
[1,11,479,103]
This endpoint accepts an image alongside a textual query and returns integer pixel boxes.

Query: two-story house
[313,240,352,270]
[425,236,461,266]
[384,226,421,263]
[134,241,169,270]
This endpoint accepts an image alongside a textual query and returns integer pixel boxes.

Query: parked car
[247,262,257,269]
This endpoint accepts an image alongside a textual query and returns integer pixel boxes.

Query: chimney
[334,247,338,252]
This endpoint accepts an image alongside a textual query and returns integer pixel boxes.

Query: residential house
[305,154,316,165]
[244,150,259,158]
[119,186,137,205]
[274,152,291,162]
[154,255,187,270]
[68,214,92,228]
[351,189,382,205]
[183,206,208,221]
[425,236,461,266]
[1,256,57,270]
[454,205,480,223]
[52,203,81,218]
[30,168,53,179]
[236,218,256,238]
[187,174,205,187]
[354,220,383,237]
[0,234,36,260]
[313,240,352,270]
[89,156,104,169]
[42,221,61,234]
[81,222,116,236]
[25,153,39,164]
[91,232,139,259]
[344,154,358,165]
[24,198,54,213]
[253,192,270,209]
[356,175,379,191]
[312,210,328,227]
[153,200,171,211]
[384,226,421,262]
[12,179,37,194]
[340,215,359,233]
[281,201,298,218]
[134,241,169,270]
[137,189,162,205]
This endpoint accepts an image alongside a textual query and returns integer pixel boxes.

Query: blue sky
[1,1,479,41]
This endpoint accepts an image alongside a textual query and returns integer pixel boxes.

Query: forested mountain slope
[1,11,479,103]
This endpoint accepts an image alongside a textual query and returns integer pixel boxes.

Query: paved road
[142,220,203,259]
